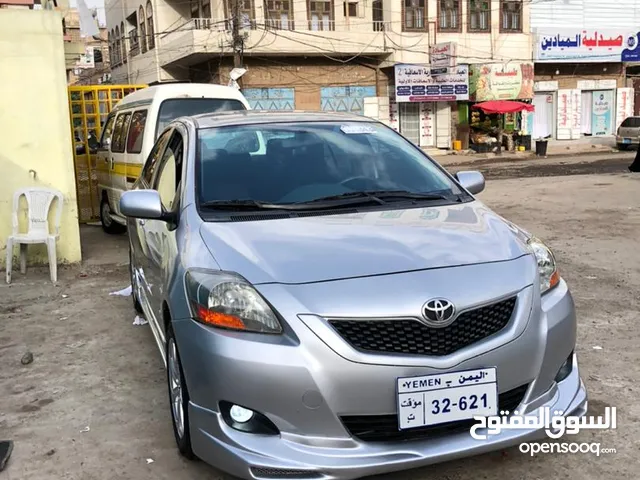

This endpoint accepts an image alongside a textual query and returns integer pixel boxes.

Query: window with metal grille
[138,6,147,53]
[343,1,357,17]
[114,27,120,65]
[500,0,522,32]
[403,0,427,31]
[120,22,127,64]
[468,0,489,32]
[225,0,256,29]
[265,0,294,29]
[308,0,334,31]
[373,0,384,30]
[147,0,155,49]
[438,0,459,32]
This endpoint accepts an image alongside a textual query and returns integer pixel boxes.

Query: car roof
[189,110,375,129]
[115,83,248,107]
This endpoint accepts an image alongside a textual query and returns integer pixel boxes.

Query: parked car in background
[616,115,640,150]
[97,83,250,234]
[119,110,587,480]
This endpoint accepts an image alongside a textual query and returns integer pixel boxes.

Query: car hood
[199,201,531,285]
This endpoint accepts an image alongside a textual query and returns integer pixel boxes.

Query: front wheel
[129,249,143,314]
[167,327,196,460]
[100,197,126,234]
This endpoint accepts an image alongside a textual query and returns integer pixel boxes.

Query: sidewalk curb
[436,148,632,166]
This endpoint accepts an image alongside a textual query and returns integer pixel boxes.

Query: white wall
[531,0,640,29]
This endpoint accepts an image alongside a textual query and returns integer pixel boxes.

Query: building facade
[106,0,532,149]
[64,9,112,85]
[530,0,638,141]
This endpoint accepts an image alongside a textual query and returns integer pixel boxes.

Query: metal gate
[243,87,295,110]
[320,86,376,115]
[68,85,146,223]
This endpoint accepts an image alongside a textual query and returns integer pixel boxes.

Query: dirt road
[1,164,639,480]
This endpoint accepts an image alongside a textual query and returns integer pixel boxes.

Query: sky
[69,0,107,28]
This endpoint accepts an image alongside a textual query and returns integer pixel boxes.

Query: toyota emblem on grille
[422,298,456,327]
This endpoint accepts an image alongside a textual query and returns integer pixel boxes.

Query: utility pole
[231,0,244,89]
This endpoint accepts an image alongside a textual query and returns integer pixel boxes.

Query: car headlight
[527,237,560,294]
[185,270,282,333]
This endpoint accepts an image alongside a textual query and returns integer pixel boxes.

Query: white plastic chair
[5,187,63,284]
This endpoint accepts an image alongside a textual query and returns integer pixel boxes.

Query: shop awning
[472,100,535,114]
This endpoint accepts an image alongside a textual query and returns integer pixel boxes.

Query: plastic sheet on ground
[110,285,132,297]
[133,315,148,326]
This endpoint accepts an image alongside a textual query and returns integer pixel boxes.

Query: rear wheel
[167,326,196,460]
[617,143,629,151]
[100,197,126,234]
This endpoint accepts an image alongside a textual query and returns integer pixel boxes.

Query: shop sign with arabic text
[535,29,640,62]
[394,64,469,103]
[469,63,534,101]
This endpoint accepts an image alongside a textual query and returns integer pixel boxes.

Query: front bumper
[188,357,585,480]
[173,277,586,480]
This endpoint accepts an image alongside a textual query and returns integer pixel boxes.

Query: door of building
[399,102,420,145]
[581,91,593,135]
[532,92,554,139]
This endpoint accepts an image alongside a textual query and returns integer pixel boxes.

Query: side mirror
[456,171,485,195]
[120,189,165,220]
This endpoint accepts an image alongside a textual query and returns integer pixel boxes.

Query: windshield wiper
[199,198,378,211]
[297,190,457,205]
[200,199,297,210]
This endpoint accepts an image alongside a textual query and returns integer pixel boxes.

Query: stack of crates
[68,85,147,223]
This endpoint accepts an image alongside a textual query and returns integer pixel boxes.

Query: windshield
[156,98,246,138]
[196,121,464,209]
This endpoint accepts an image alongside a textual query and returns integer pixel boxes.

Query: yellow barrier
[68,84,147,223]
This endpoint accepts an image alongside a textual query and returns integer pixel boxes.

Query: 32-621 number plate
[396,368,498,429]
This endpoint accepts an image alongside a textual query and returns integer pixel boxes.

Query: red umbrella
[472,100,535,114]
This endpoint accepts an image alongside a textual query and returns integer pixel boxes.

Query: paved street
[1,156,639,480]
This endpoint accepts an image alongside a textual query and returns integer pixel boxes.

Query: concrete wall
[0,9,82,269]
[215,57,389,110]
[535,63,626,89]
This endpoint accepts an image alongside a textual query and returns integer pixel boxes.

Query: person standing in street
[629,146,640,172]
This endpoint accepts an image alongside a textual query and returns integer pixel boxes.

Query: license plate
[623,138,632,144]
[397,368,498,429]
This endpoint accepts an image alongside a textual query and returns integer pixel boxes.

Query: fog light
[555,352,574,383]
[230,404,254,423]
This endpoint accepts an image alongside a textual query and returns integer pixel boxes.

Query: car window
[99,114,116,149]
[111,112,132,153]
[196,122,462,206]
[126,110,148,154]
[621,117,640,128]
[155,98,246,139]
[141,128,172,185]
[153,131,184,210]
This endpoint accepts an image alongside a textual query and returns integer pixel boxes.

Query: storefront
[466,62,535,151]
[533,29,636,140]
[389,63,470,150]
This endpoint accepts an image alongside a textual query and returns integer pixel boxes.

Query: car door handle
[139,219,146,226]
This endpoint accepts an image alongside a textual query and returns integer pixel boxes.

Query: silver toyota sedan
[120,110,587,480]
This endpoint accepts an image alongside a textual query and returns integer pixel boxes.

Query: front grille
[341,384,529,442]
[328,296,517,357]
